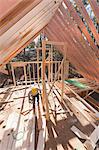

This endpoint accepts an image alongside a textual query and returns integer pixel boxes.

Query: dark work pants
[33,93,39,109]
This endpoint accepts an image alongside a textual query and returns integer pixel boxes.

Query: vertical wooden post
[11,65,16,86]
[48,48,51,82]
[61,44,66,102]
[61,60,64,102]
[24,65,27,85]
[37,49,39,84]
[42,40,49,121]
[58,62,60,80]
[33,63,35,82]
[64,61,69,80]
[51,45,53,82]
[55,62,57,79]
[28,64,31,84]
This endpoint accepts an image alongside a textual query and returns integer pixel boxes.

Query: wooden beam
[0,0,42,35]
[11,65,16,86]
[48,48,51,82]
[0,0,62,50]
[42,40,49,120]
[0,1,60,67]
[23,65,27,86]
[51,45,53,82]
[61,44,66,101]
[63,0,98,54]
[37,49,39,84]
[74,0,99,45]
[45,14,99,82]
[28,64,31,83]
[48,58,64,96]
[0,68,8,75]
[88,0,99,23]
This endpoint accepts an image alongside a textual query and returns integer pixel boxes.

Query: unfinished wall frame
[10,40,69,120]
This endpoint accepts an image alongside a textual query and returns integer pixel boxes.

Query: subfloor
[45,83,99,150]
[0,83,98,150]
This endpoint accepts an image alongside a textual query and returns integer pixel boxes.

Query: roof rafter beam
[63,0,99,55]
[0,0,42,35]
[74,0,99,45]
[0,0,62,50]
[88,0,99,23]
[59,4,98,58]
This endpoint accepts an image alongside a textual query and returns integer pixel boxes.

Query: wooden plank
[11,115,25,150]
[48,48,51,82]
[36,117,46,150]
[0,12,55,68]
[24,65,27,86]
[61,44,66,101]
[35,103,42,130]
[70,97,96,127]
[11,62,26,67]
[74,0,99,44]
[28,64,32,83]
[51,45,53,82]
[11,65,16,86]
[84,125,99,150]
[69,137,86,150]
[45,17,99,82]
[48,59,64,96]
[0,0,62,50]
[63,0,99,54]
[0,0,42,35]
[0,112,24,150]
[37,49,40,84]
[71,126,88,140]
[46,41,64,45]
[64,83,99,114]
[88,0,99,23]
[42,40,49,120]
[28,115,36,150]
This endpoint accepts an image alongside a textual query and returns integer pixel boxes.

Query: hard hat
[31,87,38,96]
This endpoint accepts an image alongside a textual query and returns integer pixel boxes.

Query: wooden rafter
[0,0,62,69]
[88,0,99,23]
[0,29,42,69]
[0,0,42,35]
[63,0,99,55]
[45,15,99,82]
[74,0,99,45]
[0,0,62,50]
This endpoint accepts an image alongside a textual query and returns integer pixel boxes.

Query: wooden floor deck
[45,83,99,150]
[0,82,98,150]
[0,84,46,150]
